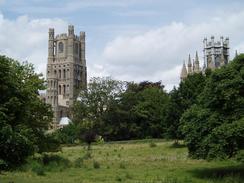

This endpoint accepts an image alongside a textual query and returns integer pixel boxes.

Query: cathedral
[46,25,87,127]
[180,36,230,81]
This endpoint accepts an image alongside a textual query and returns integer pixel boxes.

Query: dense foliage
[70,78,169,141]
[0,56,55,168]
[181,55,244,159]
[164,73,206,142]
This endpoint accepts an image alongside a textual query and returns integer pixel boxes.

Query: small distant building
[180,36,230,81]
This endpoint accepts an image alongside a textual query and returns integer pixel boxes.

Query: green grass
[0,140,243,183]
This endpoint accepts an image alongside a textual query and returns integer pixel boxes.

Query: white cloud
[0,13,68,76]
[1,8,244,92]
[95,10,244,90]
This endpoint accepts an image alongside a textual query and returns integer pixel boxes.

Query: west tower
[46,25,87,127]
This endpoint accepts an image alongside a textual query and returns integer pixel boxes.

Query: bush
[0,125,35,169]
[93,161,100,169]
[37,133,61,153]
[32,163,45,176]
[235,150,244,164]
[42,154,70,167]
[149,142,157,148]
[119,162,126,169]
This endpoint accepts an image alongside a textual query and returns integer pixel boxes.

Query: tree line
[0,54,243,169]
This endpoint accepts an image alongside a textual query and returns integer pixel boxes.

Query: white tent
[59,117,71,126]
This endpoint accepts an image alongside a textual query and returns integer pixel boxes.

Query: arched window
[63,85,66,95]
[54,70,57,76]
[58,42,64,53]
[59,85,61,94]
[63,69,66,79]
[67,69,69,79]
[67,85,69,93]
[59,70,61,78]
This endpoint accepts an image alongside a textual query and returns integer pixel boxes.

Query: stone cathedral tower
[46,25,87,127]
[180,36,229,81]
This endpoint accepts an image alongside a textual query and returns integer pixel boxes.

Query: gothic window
[63,69,66,79]
[67,69,69,79]
[59,85,61,94]
[59,70,61,78]
[67,85,69,93]
[63,85,66,95]
[58,42,64,53]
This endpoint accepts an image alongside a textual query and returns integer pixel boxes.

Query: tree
[72,77,127,139]
[181,54,244,159]
[164,73,206,143]
[0,55,53,168]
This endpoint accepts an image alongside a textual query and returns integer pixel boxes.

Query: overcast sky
[0,0,244,90]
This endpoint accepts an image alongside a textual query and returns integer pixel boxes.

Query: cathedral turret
[48,28,54,63]
[194,51,200,73]
[235,50,238,58]
[180,61,187,81]
[187,54,192,74]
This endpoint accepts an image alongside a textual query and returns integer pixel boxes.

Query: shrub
[115,176,122,182]
[235,150,244,164]
[149,142,157,148]
[119,162,126,169]
[93,161,100,169]
[32,163,45,176]
[42,154,70,167]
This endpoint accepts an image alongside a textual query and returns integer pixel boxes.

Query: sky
[0,0,244,91]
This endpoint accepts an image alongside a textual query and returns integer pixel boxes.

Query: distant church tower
[203,36,229,70]
[180,36,229,81]
[46,25,87,127]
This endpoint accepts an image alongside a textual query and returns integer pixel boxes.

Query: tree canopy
[0,55,54,168]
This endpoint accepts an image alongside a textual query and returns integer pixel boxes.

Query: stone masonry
[46,25,87,127]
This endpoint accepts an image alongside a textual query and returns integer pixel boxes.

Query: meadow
[0,139,243,183]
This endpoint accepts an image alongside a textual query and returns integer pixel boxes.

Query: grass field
[0,139,243,183]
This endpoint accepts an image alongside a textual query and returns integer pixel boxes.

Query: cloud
[1,7,244,92]
[94,10,244,90]
[0,13,68,75]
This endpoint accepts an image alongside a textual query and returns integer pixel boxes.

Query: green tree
[0,55,53,168]
[181,54,244,159]
[164,73,206,143]
[72,77,127,139]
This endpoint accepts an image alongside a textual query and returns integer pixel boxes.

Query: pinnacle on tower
[235,50,238,58]
[194,51,200,73]
[192,59,195,73]
[180,61,187,81]
[187,54,192,74]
